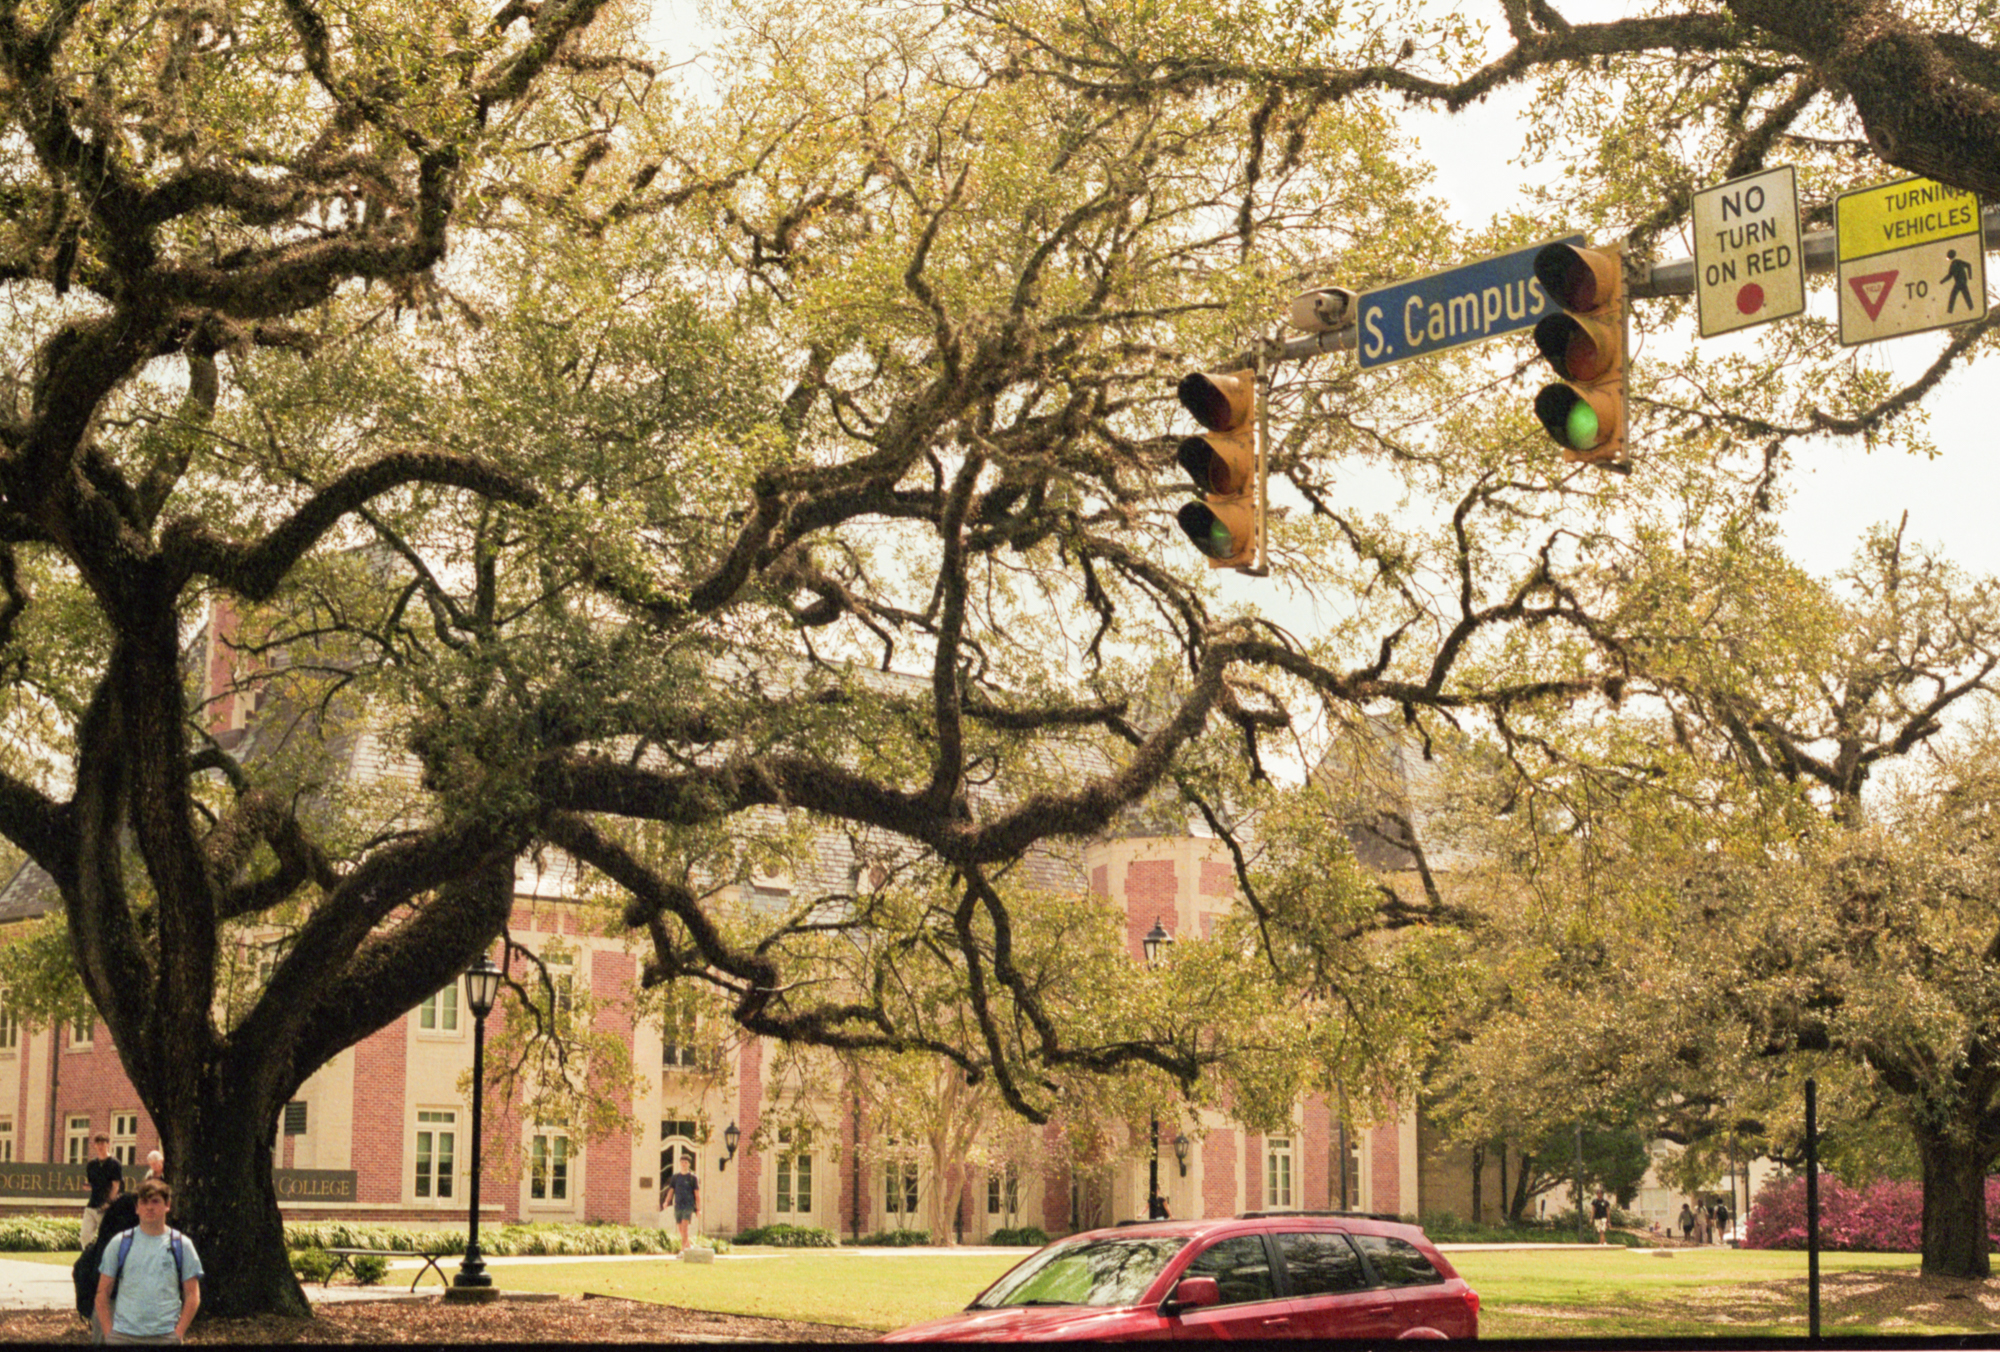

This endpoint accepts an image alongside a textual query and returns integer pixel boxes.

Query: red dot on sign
[1736,283,1765,315]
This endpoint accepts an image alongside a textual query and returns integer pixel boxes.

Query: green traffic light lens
[1206,519,1234,557]
[1565,401,1600,450]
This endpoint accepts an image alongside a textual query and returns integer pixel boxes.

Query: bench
[321,1247,452,1292]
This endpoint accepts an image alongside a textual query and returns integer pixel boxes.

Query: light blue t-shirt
[100,1227,204,1338]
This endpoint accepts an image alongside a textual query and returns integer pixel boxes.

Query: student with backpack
[93,1178,201,1344]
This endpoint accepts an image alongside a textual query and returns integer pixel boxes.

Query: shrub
[280,1220,712,1258]
[988,1226,1049,1246]
[733,1223,837,1248]
[291,1248,336,1283]
[0,1216,83,1251]
[858,1228,934,1246]
[1740,1173,1992,1253]
[350,1254,389,1286]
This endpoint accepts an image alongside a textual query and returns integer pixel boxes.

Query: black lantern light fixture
[449,953,503,1301]
[719,1121,741,1171]
[1141,917,1174,966]
[1174,1132,1191,1178]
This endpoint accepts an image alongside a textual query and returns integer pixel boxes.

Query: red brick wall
[735,1039,762,1227]
[1090,865,1108,897]
[1202,1128,1235,1218]
[1302,1095,1331,1210]
[1372,1120,1400,1214]
[838,1090,860,1240]
[351,1020,407,1203]
[9,1030,32,1158]
[54,1024,144,1162]
[1199,859,1234,897]
[585,950,635,1223]
[1124,861,1177,958]
[1043,1122,1070,1233]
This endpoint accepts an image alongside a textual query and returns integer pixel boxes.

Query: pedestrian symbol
[1943,250,1976,313]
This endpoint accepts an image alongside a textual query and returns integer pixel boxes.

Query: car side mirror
[1164,1276,1221,1314]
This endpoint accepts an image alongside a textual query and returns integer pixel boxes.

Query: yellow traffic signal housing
[1173,369,1261,569]
[1531,244,1627,467]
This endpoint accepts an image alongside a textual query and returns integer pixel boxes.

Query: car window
[973,1236,1188,1308]
[1183,1234,1277,1305]
[1276,1231,1370,1296]
[1350,1234,1445,1286]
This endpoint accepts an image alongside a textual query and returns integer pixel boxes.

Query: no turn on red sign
[1836,176,1986,345]
[1692,166,1804,338]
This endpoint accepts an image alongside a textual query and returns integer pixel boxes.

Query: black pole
[1149,1114,1160,1206]
[1805,1078,1819,1343]
[1574,1123,1585,1242]
[455,1007,491,1289]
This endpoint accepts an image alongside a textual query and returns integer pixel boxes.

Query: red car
[880,1211,1478,1341]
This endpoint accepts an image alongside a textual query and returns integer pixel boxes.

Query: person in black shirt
[82,1133,123,1251]
[1590,1191,1611,1243]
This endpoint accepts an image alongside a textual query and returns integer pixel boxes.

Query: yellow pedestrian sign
[1836,176,1985,345]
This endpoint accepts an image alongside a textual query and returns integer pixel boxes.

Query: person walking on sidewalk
[662,1154,700,1253]
[1590,1191,1611,1243]
[94,1179,201,1345]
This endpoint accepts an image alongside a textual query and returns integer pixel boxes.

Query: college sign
[0,1164,356,1201]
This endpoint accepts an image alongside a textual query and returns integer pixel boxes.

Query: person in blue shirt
[661,1154,701,1253]
[94,1178,201,1344]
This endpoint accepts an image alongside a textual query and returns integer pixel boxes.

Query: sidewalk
[0,1256,433,1311]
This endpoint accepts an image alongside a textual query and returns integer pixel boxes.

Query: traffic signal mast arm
[1269,204,2000,363]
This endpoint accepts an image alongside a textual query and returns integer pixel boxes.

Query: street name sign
[1692,166,1804,337]
[1835,176,1986,345]
[1357,236,1584,371]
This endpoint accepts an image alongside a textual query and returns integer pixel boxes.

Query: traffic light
[1174,368,1261,569]
[1530,243,1627,466]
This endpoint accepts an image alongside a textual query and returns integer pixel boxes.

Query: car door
[1349,1232,1469,1337]
[1272,1229,1399,1339]
[1167,1233,1299,1339]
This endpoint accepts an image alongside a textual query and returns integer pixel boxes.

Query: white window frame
[529,1129,571,1204]
[1266,1136,1295,1210]
[111,1111,139,1166]
[414,1109,457,1200]
[64,1115,91,1164]
[0,992,16,1054]
[987,1162,1019,1217]
[775,1128,812,1214]
[884,1151,919,1220]
[0,1117,14,1163]
[67,1013,92,1050]
[417,985,461,1034]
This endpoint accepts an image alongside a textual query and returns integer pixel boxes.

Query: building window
[1266,1137,1295,1209]
[0,992,15,1054]
[776,1129,812,1214]
[68,1013,93,1048]
[0,1117,14,1163]
[885,1156,919,1218]
[415,1110,456,1199]
[530,1131,570,1202]
[417,985,459,1033]
[987,1163,1019,1216]
[282,1102,308,1137]
[65,1116,91,1164]
[111,1112,139,1166]
[662,988,700,1070]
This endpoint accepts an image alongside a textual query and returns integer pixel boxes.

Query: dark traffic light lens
[1176,374,1234,432]
[1534,245,1599,310]
[1177,436,1244,495]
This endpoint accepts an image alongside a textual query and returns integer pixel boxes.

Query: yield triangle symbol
[1849,270,1898,321]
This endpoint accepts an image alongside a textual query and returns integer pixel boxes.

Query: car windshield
[972,1236,1189,1309]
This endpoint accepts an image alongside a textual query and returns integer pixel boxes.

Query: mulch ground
[0,1294,874,1343]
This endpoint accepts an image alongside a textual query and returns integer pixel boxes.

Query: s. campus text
[1361,277,1549,365]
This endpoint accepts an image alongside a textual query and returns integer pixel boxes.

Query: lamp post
[449,954,502,1302]
[1141,918,1173,1208]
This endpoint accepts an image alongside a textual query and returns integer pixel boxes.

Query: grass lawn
[1450,1247,1996,1337]
[479,1251,1023,1331]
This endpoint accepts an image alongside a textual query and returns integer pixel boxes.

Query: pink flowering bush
[1743,1174,2000,1251]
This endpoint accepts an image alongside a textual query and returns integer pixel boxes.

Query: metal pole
[1806,1079,1820,1343]
[1148,1114,1160,1207]
[456,1009,491,1288]
[1574,1123,1585,1242]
